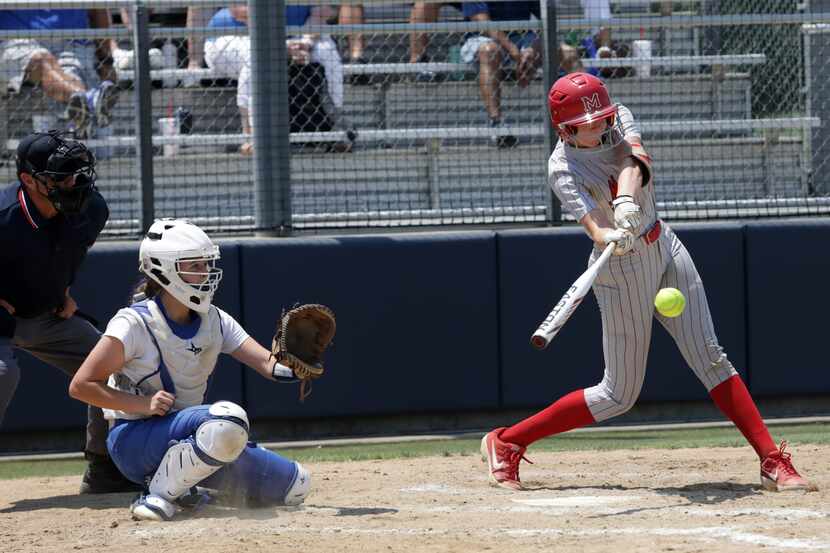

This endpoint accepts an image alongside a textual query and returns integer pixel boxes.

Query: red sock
[709,375,777,459]
[500,389,595,447]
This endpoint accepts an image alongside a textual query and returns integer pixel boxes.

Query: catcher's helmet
[16,130,97,214]
[548,72,619,144]
[139,218,223,313]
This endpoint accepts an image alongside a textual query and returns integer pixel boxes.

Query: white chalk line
[400,484,469,494]
[401,483,648,497]
[127,487,830,550]
[400,485,830,518]
[511,496,640,507]
[318,502,830,520]
[684,507,830,520]
[131,523,830,550]
[301,491,830,520]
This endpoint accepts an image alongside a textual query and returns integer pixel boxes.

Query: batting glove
[612,195,642,232]
[602,228,635,256]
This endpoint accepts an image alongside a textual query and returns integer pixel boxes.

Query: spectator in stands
[409,3,461,64]
[185,7,213,83]
[340,4,394,86]
[460,2,547,148]
[408,2,462,82]
[204,5,345,155]
[114,7,217,87]
[410,2,584,86]
[0,9,120,138]
[339,4,366,70]
[410,2,583,85]
[112,9,165,72]
[578,0,612,52]
[571,0,630,79]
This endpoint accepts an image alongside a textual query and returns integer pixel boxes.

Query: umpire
[0,130,136,493]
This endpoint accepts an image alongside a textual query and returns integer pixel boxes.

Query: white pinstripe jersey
[548,104,657,235]
[544,105,739,422]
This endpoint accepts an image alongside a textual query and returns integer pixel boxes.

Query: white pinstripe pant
[585,222,738,422]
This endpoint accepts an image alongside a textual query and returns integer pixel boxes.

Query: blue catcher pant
[107,405,300,507]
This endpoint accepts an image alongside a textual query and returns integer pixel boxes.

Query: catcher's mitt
[271,304,336,401]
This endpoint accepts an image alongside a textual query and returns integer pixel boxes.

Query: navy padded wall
[745,219,830,396]
[240,231,500,419]
[9,218,830,435]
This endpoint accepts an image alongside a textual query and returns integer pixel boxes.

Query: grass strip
[1,422,826,480]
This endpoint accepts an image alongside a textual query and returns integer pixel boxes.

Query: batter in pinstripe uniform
[481,72,813,492]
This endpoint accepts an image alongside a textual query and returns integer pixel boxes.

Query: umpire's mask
[16,130,97,215]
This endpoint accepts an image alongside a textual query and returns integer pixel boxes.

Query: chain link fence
[1,1,828,236]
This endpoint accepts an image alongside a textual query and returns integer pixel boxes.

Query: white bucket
[632,40,653,78]
[158,117,179,157]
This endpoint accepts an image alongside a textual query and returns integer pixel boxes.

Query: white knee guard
[195,401,250,463]
[148,401,250,503]
[283,462,311,506]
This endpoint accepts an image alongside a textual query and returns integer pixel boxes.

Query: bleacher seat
[1,135,806,233]
[0,0,815,231]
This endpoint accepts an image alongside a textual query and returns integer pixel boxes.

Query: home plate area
[2,446,829,553]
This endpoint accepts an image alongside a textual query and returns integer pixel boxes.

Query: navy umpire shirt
[0,183,109,319]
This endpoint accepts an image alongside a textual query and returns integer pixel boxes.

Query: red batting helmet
[548,72,618,142]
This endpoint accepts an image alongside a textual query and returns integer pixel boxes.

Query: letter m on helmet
[581,93,602,114]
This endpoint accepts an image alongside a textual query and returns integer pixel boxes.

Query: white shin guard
[148,402,250,503]
[148,440,223,503]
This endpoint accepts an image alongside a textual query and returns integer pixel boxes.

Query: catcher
[69,218,335,521]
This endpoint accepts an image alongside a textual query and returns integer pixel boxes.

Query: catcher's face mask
[177,257,223,294]
[139,218,223,313]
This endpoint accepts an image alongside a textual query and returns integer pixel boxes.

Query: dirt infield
[1,445,828,553]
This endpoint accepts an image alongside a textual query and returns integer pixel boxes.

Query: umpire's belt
[642,219,662,245]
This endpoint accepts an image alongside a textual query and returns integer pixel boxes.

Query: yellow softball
[654,288,686,318]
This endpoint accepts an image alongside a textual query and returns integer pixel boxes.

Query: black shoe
[411,70,446,84]
[79,453,143,494]
[495,135,518,149]
[489,119,518,149]
[66,92,90,135]
[348,57,373,86]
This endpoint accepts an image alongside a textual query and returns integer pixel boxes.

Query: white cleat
[130,492,177,521]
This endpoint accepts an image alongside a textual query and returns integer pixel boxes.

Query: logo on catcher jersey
[581,93,602,114]
[186,342,203,355]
